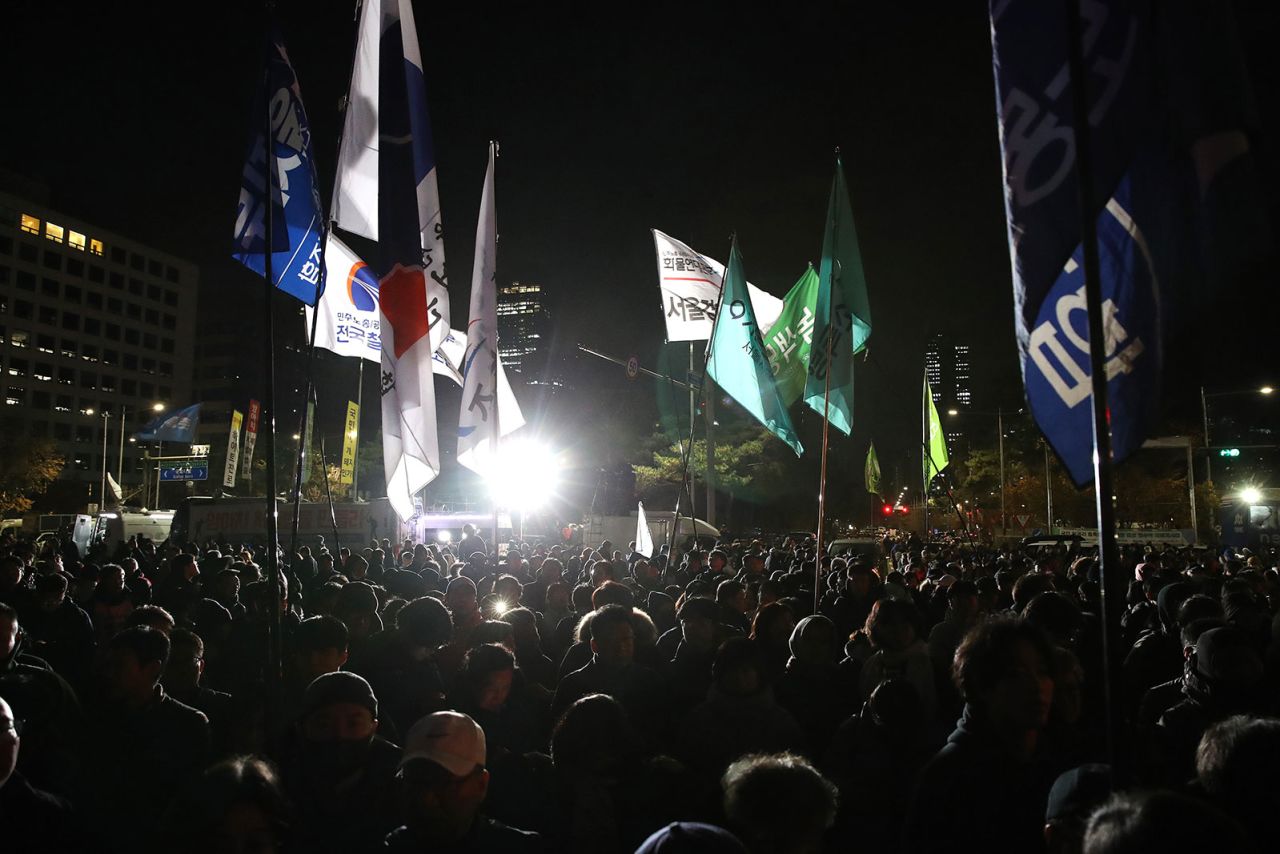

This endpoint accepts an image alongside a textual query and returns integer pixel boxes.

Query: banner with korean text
[340,401,360,485]
[224,411,243,488]
[652,229,783,342]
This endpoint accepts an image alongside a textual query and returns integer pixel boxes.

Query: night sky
[4,1,1276,515]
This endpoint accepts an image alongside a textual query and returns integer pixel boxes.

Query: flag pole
[491,141,501,557]
[922,366,930,540]
[814,148,842,613]
[352,359,363,500]
[688,342,697,523]
[259,20,284,735]
[667,236,731,563]
[289,226,328,566]
[315,404,341,553]
[1063,0,1123,779]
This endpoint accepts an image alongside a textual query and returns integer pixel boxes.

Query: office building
[926,332,973,446]
[0,189,197,508]
[497,281,552,379]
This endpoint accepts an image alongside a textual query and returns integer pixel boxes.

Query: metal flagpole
[491,141,501,558]
[316,416,341,552]
[1064,0,1123,779]
[922,367,930,539]
[290,236,327,563]
[259,18,285,736]
[100,413,109,510]
[117,408,126,503]
[814,153,840,612]
[688,342,697,523]
[352,359,363,500]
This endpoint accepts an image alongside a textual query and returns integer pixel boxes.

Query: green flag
[706,238,803,457]
[924,376,949,483]
[762,265,820,406]
[865,441,881,495]
[803,158,873,435]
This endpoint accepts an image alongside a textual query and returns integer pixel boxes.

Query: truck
[579,511,719,557]
[88,510,175,554]
[169,496,402,549]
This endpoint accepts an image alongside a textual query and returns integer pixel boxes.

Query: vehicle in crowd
[169,496,403,549]
[578,511,719,556]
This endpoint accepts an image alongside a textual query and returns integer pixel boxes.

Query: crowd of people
[1,520,1279,853]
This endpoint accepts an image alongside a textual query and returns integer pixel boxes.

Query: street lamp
[947,407,1009,538]
[1201,384,1275,483]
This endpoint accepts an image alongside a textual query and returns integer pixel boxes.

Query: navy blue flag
[232,33,325,306]
[990,0,1160,486]
[135,404,202,443]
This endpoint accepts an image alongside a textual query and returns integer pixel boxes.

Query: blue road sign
[160,463,209,481]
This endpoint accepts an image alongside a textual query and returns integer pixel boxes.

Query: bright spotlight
[488,438,561,510]
[492,599,511,616]
[437,530,453,544]
[1261,386,1275,395]
[1241,487,1262,505]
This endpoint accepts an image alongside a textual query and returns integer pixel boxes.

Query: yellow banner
[340,401,359,484]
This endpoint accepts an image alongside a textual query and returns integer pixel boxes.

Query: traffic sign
[625,355,640,380]
[160,463,209,481]
[191,444,211,457]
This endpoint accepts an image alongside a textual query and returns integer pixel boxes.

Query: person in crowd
[859,598,936,721]
[1194,714,1280,850]
[906,617,1060,854]
[552,605,664,732]
[721,752,838,854]
[1043,764,1113,854]
[158,755,293,854]
[19,570,94,691]
[1083,789,1254,854]
[163,627,234,755]
[0,693,83,853]
[775,614,854,750]
[277,671,401,854]
[384,710,543,852]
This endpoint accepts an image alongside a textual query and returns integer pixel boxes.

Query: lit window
[10,330,29,348]
[90,239,104,256]
[20,214,39,235]
[44,222,64,244]
[68,230,86,251]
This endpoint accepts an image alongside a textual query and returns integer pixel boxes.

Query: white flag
[106,472,123,502]
[652,229,783,342]
[305,233,382,363]
[433,328,525,436]
[379,264,443,521]
[332,0,449,354]
[458,144,501,477]
[635,501,654,559]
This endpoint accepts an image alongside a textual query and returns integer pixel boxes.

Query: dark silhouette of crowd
[2,521,1278,853]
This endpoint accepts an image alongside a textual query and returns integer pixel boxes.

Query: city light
[1261,386,1274,395]
[437,530,453,544]
[1241,487,1262,505]
[487,438,562,511]
[152,402,166,412]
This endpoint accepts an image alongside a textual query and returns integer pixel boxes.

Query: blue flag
[706,239,803,457]
[232,33,325,306]
[135,404,202,443]
[990,1,1159,486]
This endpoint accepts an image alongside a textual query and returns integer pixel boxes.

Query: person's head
[1024,591,1084,648]
[458,643,516,713]
[635,822,748,854]
[445,576,479,616]
[709,550,729,573]
[211,569,240,603]
[163,628,206,693]
[100,562,126,594]
[787,615,836,668]
[126,604,176,636]
[589,560,616,588]
[396,596,454,656]
[104,626,170,708]
[717,579,748,614]
[551,693,639,775]
[469,620,516,653]
[722,753,838,854]
[1012,572,1054,613]
[713,637,766,698]
[678,597,720,652]
[1196,714,1280,845]
[0,556,21,592]
[1188,626,1266,709]
[295,615,350,682]
[299,672,379,777]
[545,582,570,612]
[591,580,635,610]
[539,558,564,583]
[0,695,18,790]
[864,598,917,652]
[1083,790,1253,854]
[161,756,292,854]
[750,601,796,647]
[32,571,68,613]
[589,605,635,667]
[397,711,489,844]
[953,617,1055,736]
[333,582,381,639]
[1043,764,1112,854]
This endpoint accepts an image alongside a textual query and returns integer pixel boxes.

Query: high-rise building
[497,282,551,380]
[926,332,973,445]
[0,190,197,509]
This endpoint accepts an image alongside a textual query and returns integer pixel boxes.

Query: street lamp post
[98,410,108,510]
[946,407,1009,538]
[1201,384,1275,485]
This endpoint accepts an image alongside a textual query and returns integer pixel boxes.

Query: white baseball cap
[398,711,486,777]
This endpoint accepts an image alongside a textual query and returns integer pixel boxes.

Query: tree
[0,439,66,516]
